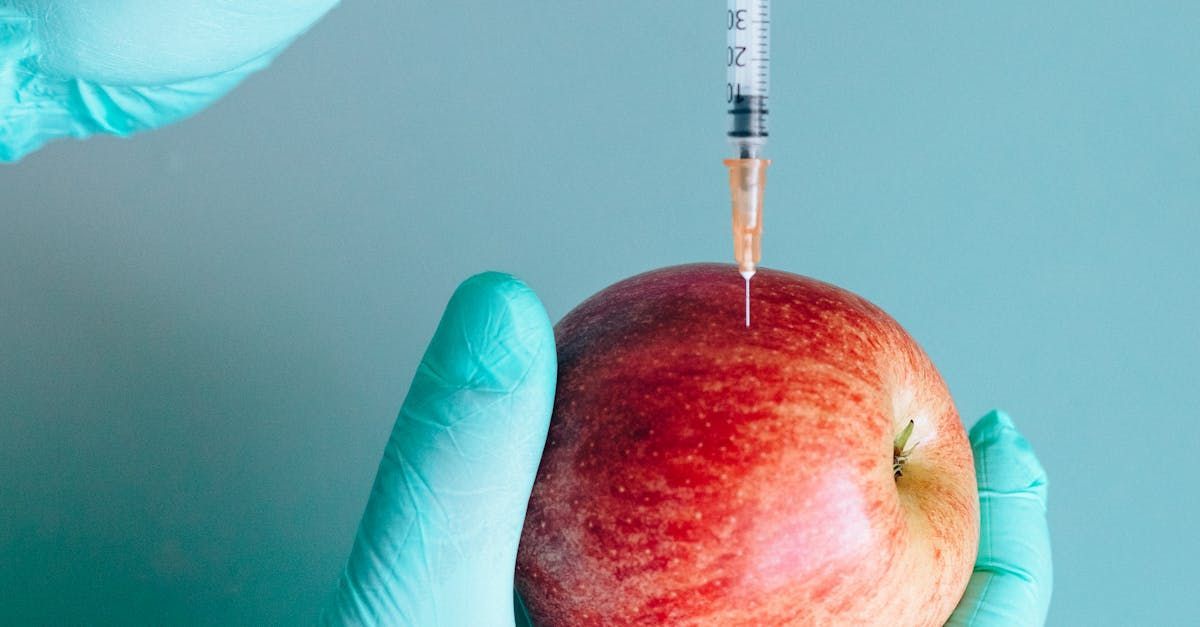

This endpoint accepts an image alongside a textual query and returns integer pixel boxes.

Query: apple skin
[515,264,979,626]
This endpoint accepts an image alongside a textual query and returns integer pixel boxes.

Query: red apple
[516,264,978,626]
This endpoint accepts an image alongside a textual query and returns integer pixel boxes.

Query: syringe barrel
[726,0,769,158]
[725,158,769,275]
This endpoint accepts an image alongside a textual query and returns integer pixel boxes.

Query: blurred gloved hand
[324,273,1052,626]
[0,0,338,161]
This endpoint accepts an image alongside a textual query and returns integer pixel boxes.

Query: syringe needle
[743,271,752,327]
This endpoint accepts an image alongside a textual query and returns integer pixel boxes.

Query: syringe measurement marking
[727,6,758,103]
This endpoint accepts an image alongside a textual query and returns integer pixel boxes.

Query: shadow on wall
[0,206,368,623]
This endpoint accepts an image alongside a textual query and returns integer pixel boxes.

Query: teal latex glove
[0,0,338,161]
[326,274,1052,626]
[948,410,1053,626]
[325,273,557,626]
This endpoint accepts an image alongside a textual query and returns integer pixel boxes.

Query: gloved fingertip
[423,271,556,395]
[969,409,1048,504]
[957,410,1054,626]
[975,408,1016,432]
[455,271,540,319]
[460,270,523,291]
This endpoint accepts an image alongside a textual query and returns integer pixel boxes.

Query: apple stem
[893,420,916,479]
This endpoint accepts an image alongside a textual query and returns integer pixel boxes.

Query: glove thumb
[325,273,556,626]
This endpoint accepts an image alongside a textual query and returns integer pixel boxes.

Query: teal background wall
[2,2,1197,623]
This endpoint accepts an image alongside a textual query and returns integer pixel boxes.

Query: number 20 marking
[727,46,747,67]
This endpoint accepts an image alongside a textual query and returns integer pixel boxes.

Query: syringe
[724,0,770,325]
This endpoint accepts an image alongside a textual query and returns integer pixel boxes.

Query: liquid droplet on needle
[740,269,754,327]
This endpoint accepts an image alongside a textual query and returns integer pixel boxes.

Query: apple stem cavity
[893,420,916,479]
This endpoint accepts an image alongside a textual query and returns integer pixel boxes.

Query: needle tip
[742,272,752,327]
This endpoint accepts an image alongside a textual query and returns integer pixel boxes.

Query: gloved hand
[324,273,1053,626]
[0,0,338,161]
[946,409,1052,626]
